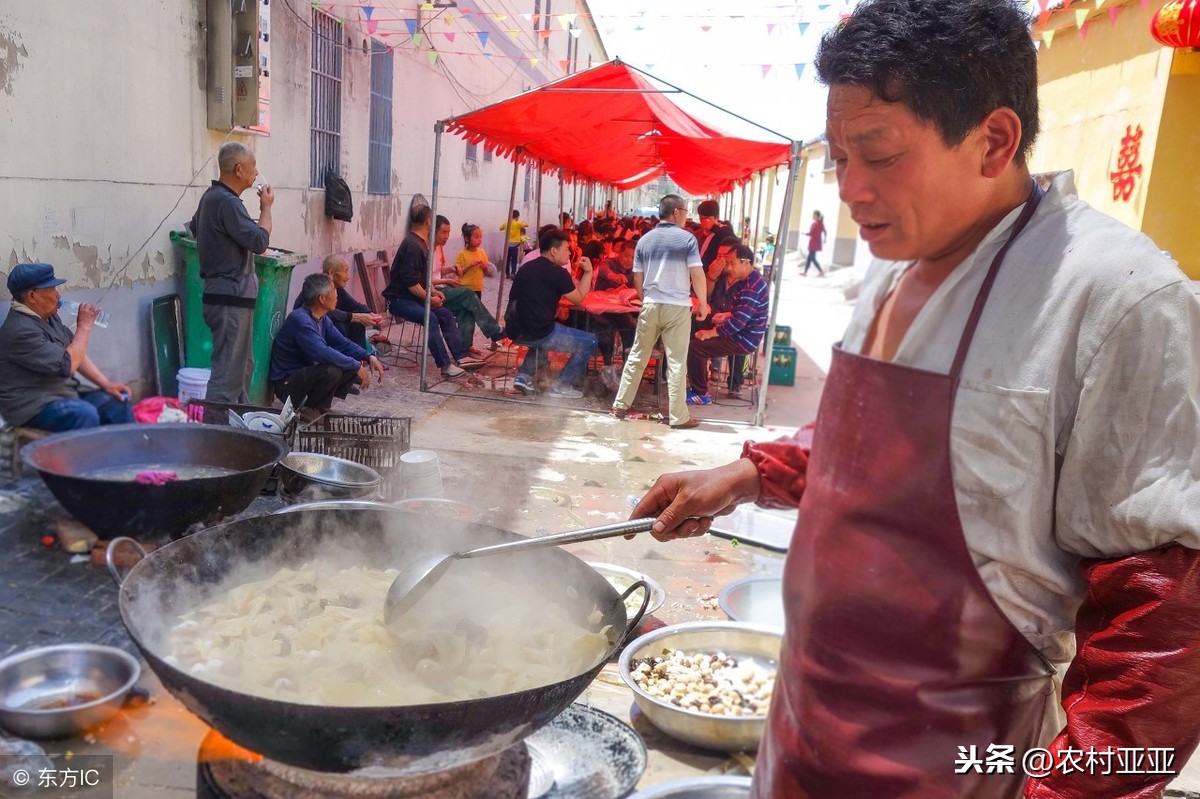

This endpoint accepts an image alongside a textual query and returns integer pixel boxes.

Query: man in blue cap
[0,263,132,431]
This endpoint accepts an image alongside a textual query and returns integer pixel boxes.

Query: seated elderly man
[685,245,769,405]
[292,255,382,351]
[505,228,597,399]
[270,273,384,413]
[0,263,132,432]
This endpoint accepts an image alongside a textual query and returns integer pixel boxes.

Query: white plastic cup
[400,450,443,498]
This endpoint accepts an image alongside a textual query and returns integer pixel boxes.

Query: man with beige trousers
[611,194,709,429]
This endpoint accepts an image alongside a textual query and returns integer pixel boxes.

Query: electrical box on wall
[206,0,262,130]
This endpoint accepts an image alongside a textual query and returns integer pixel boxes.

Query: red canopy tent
[441,59,793,196]
[419,60,802,425]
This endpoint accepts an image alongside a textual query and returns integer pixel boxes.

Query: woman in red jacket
[804,210,826,276]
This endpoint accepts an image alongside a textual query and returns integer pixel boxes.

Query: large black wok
[108,508,647,774]
[22,423,288,539]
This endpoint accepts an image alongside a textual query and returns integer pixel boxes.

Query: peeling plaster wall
[0,0,605,394]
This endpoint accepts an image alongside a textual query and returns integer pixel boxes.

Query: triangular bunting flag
[444,16,455,25]
[1074,8,1088,27]
[1142,0,1150,8]
[799,22,810,35]
[540,28,552,38]
[362,6,373,19]
[444,32,455,42]
[477,31,489,48]
[421,3,434,10]
[818,3,831,9]
[1036,0,1048,10]
[413,33,423,47]
[427,50,438,67]
[508,28,519,39]
[367,20,378,34]
[530,57,539,67]
[1038,9,1051,26]
[1107,6,1120,24]
[1042,28,1055,46]
[795,63,806,80]
[559,59,570,70]
[404,18,417,35]
[1094,0,1106,8]
[701,25,712,31]
[605,27,614,35]
[495,14,507,21]
[645,63,655,70]
[569,28,581,38]
[558,13,577,29]
[521,13,531,21]
[762,64,772,78]
[1079,20,1089,38]
[767,23,776,35]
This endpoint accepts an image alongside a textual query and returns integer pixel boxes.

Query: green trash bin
[772,325,792,347]
[769,346,797,387]
[170,231,307,405]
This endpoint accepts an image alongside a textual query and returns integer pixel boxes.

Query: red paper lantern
[1152,0,1200,48]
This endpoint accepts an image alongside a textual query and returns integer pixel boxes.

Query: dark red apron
[753,186,1054,799]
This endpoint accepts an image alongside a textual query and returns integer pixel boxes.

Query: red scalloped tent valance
[442,61,793,196]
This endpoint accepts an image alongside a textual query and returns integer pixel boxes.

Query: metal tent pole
[420,122,446,392]
[495,147,523,322]
[739,181,748,239]
[755,143,802,427]
[535,159,544,233]
[558,169,565,228]
[754,168,769,250]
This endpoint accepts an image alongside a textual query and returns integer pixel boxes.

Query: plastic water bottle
[58,300,111,329]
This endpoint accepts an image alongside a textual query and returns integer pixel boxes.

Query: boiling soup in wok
[162,562,612,706]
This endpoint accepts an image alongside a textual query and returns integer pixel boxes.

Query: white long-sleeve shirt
[840,171,1200,664]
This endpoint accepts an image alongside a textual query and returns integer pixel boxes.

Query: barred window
[368,40,393,194]
[466,142,478,162]
[483,147,493,162]
[310,9,343,188]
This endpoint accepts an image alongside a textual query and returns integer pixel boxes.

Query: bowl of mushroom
[618,621,781,752]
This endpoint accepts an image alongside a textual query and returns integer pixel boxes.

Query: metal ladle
[384,518,658,625]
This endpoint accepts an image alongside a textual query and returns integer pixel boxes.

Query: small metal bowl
[586,562,666,617]
[619,622,781,752]
[629,775,753,798]
[0,644,141,739]
[277,452,382,503]
[718,575,784,630]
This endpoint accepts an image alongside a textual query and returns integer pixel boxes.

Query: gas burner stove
[195,730,531,799]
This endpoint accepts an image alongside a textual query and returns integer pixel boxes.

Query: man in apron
[632,1,1200,796]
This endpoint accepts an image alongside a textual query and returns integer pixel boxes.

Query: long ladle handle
[457,518,657,560]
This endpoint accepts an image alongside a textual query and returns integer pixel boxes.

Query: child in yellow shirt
[454,223,494,298]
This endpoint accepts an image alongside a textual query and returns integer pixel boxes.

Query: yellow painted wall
[1030,0,1173,230]
[1141,53,1200,279]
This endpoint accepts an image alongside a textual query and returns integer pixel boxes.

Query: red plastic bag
[133,396,184,424]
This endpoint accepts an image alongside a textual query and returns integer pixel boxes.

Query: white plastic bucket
[177,367,211,405]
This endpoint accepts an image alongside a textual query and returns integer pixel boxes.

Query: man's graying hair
[659,194,687,220]
[217,142,253,174]
[816,0,1040,161]
[321,255,348,274]
[301,273,334,306]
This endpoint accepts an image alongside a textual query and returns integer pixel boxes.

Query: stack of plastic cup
[400,450,443,499]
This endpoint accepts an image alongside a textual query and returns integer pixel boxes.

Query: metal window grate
[483,147,492,162]
[310,8,343,189]
[466,142,478,162]
[368,40,393,194]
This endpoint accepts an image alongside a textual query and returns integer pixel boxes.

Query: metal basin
[718,575,784,630]
[0,644,140,739]
[586,562,666,617]
[629,776,753,798]
[21,424,288,539]
[619,622,781,753]
[277,452,382,503]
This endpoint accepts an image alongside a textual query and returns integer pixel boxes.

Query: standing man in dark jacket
[188,142,273,403]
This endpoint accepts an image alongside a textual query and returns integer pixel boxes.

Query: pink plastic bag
[133,396,182,424]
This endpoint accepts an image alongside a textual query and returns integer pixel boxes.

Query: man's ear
[978,107,1023,179]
